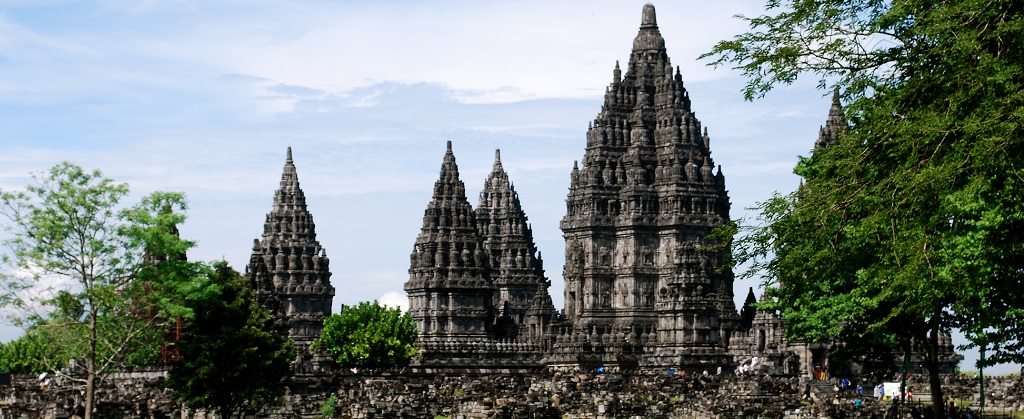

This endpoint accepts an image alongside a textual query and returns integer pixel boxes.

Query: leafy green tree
[704,0,1024,416]
[316,301,417,368]
[0,330,64,374]
[0,162,199,419]
[166,262,294,419]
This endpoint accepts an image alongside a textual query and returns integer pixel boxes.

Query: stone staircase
[809,380,838,400]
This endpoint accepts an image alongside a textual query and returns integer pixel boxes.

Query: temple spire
[815,88,848,149]
[476,149,549,340]
[406,142,493,348]
[559,2,739,371]
[247,147,335,357]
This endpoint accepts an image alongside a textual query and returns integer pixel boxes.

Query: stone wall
[932,375,1024,411]
[0,372,178,419]
[1,370,1020,418]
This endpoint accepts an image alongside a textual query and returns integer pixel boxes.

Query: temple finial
[446,140,453,153]
[286,146,293,163]
[641,3,657,27]
[614,61,622,83]
[495,149,501,163]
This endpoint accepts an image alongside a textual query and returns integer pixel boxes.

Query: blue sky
[0,0,1012,374]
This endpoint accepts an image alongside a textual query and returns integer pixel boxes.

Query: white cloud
[378,291,409,313]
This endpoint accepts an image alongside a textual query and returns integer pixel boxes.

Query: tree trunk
[925,312,945,419]
[85,306,98,419]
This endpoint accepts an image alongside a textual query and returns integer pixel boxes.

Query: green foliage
[316,301,418,368]
[705,0,1024,416]
[0,330,66,374]
[319,394,338,419]
[166,262,294,419]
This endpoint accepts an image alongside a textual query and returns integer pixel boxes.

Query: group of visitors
[737,356,760,375]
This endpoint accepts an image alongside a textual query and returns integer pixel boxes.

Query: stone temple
[247,3,961,379]
[247,147,336,371]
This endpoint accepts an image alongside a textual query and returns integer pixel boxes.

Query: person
[856,384,863,396]
[907,388,913,401]
[716,366,722,375]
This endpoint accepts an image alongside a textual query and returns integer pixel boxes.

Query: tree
[0,162,197,419]
[316,301,417,368]
[703,1,1024,417]
[166,262,294,419]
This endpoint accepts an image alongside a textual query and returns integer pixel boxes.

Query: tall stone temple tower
[558,3,739,370]
[247,147,336,357]
[475,150,551,341]
[406,142,497,359]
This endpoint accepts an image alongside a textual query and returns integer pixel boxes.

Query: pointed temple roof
[815,89,848,149]
[406,141,491,290]
[564,3,727,228]
[740,287,758,330]
[247,147,334,347]
[475,149,552,333]
[476,149,545,283]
